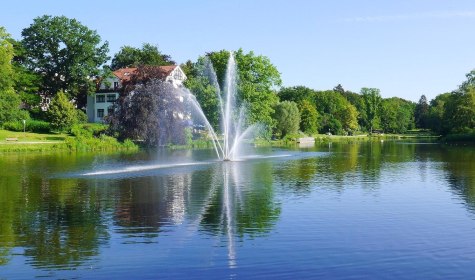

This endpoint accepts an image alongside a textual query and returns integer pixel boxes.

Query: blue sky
[2,0,475,101]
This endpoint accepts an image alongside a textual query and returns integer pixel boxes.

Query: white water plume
[182,52,258,161]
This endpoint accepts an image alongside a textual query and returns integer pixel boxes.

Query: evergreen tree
[414,95,429,129]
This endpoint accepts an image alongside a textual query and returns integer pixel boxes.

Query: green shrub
[66,123,137,151]
[48,91,77,131]
[70,123,107,137]
[27,120,50,133]
[2,121,23,131]
[76,109,88,124]
[2,119,51,133]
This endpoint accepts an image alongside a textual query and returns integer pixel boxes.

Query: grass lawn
[0,129,67,143]
[0,129,68,151]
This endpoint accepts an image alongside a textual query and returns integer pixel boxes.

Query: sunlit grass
[0,129,67,143]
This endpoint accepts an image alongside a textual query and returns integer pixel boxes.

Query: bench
[5,137,18,141]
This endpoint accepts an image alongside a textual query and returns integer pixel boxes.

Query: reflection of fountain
[185,162,241,269]
[182,53,259,161]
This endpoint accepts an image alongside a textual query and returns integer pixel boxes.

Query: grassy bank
[0,128,138,152]
[270,132,440,146]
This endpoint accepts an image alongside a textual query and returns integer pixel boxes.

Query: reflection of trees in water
[114,173,192,237]
[0,154,113,268]
[0,152,277,270]
[188,161,280,268]
[437,146,475,212]
[16,179,109,269]
[276,141,421,194]
[0,174,19,265]
[192,161,280,237]
[274,157,319,194]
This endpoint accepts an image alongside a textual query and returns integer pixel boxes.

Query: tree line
[0,14,474,144]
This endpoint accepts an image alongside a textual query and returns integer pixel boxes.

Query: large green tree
[459,69,475,92]
[110,43,175,70]
[427,92,451,134]
[21,15,109,108]
[278,86,315,104]
[273,101,300,137]
[299,100,319,134]
[443,89,475,134]
[185,49,281,135]
[313,90,358,135]
[278,86,319,133]
[361,87,382,133]
[340,89,367,130]
[0,27,14,92]
[8,38,41,112]
[380,97,415,133]
[0,27,28,125]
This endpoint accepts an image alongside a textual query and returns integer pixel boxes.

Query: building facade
[86,66,186,123]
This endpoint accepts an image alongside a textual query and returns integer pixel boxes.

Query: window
[173,70,183,80]
[114,81,119,90]
[107,94,116,102]
[97,109,104,118]
[96,95,105,103]
[108,107,114,116]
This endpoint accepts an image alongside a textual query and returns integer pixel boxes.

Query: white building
[86,65,187,123]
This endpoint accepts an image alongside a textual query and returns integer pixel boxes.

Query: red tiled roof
[157,65,177,78]
[113,67,137,82]
[113,65,178,82]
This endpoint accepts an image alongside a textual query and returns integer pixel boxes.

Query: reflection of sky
[3,143,475,278]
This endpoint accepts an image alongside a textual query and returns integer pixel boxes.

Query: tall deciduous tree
[361,87,382,133]
[459,69,475,92]
[21,15,109,108]
[338,103,359,133]
[8,38,41,111]
[0,27,14,92]
[341,90,366,130]
[313,90,358,135]
[380,97,415,133]
[427,92,451,134]
[278,86,315,104]
[0,27,28,125]
[182,57,221,130]
[443,89,475,134]
[110,43,175,70]
[299,100,319,134]
[273,101,300,137]
[185,49,281,135]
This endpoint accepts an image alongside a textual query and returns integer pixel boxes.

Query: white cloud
[342,11,475,23]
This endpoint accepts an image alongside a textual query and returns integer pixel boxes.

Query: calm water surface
[1,140,475,279]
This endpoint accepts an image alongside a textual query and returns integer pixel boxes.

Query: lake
[1,140,475,279]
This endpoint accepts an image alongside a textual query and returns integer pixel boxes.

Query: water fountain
[182,52,259,161]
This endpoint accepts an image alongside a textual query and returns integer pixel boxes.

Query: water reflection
[437,146,475,212]
[1,142,475,278]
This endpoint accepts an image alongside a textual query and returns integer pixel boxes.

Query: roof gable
[112,65,179,82]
